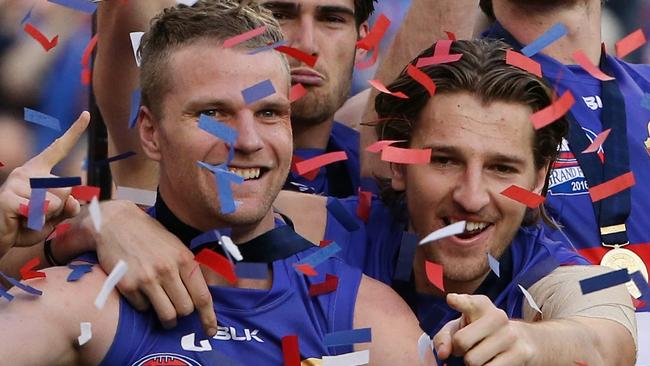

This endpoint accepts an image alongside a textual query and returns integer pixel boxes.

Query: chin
[427,247,489,283]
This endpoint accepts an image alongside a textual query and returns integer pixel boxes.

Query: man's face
[144,41,292,232]
[260,0,368,126]
[393,92,547,284]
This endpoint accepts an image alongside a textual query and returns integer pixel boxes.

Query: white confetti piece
[488,253,500,277]
[130,32,145,67]
[518,284,542,314]
[417,332,432,364]
[176,0,199,5]
[115,186,157,206]
[220,235,243,261]
[419,221,466,245]
[78,322,92,346]
[323,350,369,366]
[181,333,212,352]
[89,196,101,232]
[94,260,128,309]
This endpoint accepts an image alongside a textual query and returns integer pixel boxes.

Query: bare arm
[354,275,428,365]
[93,0,174,190]
[360,0,480,178]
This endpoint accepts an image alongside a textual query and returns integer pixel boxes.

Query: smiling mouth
[227,167,269,181]
[444,217,493,240]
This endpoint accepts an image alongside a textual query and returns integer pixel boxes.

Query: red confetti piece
[415,40,463,67]
[309,274,339,296]
[294,151,348,176]
[500,185,545,208]
[19,257,46,280]
[282,335,301,366]
[195,248,237,284]
[365,140,405,153]
[356,190,372,222]
[294,263,318,277]
[290,155,318,181]
[616,29,646,59]
[632,297,646,309]
[572,50,614,81]
[46,222,72,241]
[574,362,588,366]
[289,83,308,103]
[81,34,99,68]
[368,79,409,99]
[319,240,333,247]
[275,45,317,67]
[18,200,50,217]
[222,26,267,48]
[356,14,391,51]
[581,128,611,154]
[23,23,59,51]
[505,49,542,78]
[406,64,437,96]
[355,46,380,69]
[0,161,5,167]
[381,146,431,164]
[71,185,101,202]
[445,31,457,41]
[530,90,575,130]
[589,171,635,203]
[81,69,91,85]
[425,260,444,291]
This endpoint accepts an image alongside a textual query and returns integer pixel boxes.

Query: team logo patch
[132,353,202,366]
[548,128,599,196]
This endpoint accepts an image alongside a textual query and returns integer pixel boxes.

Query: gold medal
[600,246,649,298]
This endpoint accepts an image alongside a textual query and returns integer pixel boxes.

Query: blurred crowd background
[1,0,649,185]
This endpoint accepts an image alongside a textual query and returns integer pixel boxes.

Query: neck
[494,0,602,65]
[413,247,489,297]
[292,116,334,150]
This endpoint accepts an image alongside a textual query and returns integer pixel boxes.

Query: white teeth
[228,167,261,180]
[465,221,488,232]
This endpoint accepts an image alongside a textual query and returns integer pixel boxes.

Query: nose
[451,167,490,213]
[286,16,318,58]
[233,112,264,154]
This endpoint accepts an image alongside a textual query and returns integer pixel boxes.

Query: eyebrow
[425,145,528,166]
[262,1,355,18]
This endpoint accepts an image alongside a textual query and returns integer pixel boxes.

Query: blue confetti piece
[0,271,42,296]
[241,79,276,105]
[324,328,372,347]
[20,5,34,25]
[215,171,244,215]
[297,242,341,268]
[631,271,650,301]
[579,268,630,295]
[30,176,82,189]
[326,199,360,232]
[24,108,61,131]
[67,264,93,282]
[521,23,568,57]
[0,287,14,301]
[488,253,500,278]
[128,89,141,129]
[198,114,238,144]
[48,0,96,14]
[247,40,287,55]
[393,232,417,281]
[95,151,137,166]
[27,188,47,231]
[641,93,650,110]
[235,262,268,279]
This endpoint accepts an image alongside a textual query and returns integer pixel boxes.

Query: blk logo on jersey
[213,326,264,343]
[582,95,603,110]
[548,128,599,196]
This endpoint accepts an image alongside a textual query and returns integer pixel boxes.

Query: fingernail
[208,328,217,337]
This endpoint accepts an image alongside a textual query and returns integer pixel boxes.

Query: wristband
[43,239,62,266]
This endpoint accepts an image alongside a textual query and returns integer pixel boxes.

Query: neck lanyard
[484,23,632,247]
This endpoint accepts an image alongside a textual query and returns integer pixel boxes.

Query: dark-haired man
[0,2,424,364]
[277,38,637,365]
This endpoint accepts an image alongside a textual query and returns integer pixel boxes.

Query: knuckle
[464,353,480,366]
[158,309,177,323]
[177,303,195,317]
[139,270,158,286]
[194,289,213,308]
[452,334,471,354]
[153,261,175,276]
[177,250,196,267]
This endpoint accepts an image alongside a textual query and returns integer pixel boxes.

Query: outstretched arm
[93,0,174,190]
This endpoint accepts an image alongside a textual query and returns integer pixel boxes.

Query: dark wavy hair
[354,0,377,26]
[374,39,568,227]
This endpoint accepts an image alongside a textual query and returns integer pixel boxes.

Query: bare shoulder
[274,190,327,244]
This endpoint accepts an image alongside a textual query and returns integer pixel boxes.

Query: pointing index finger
[26,111,90,171]
[447,293,491,323]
